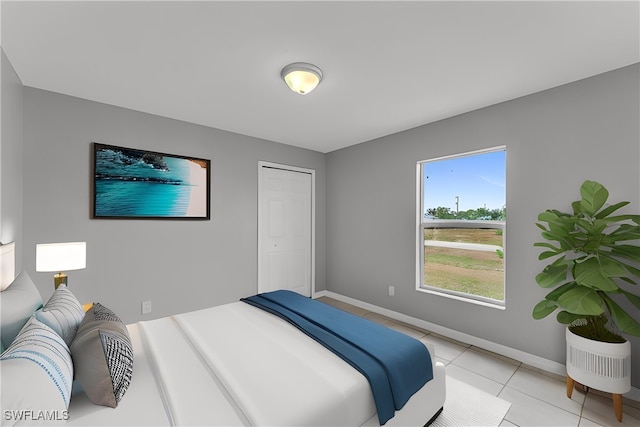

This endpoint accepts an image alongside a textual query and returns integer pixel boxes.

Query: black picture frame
[92,143,210,220]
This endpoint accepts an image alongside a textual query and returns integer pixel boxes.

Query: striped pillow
[0,316,74,411]
[35,284,85,345]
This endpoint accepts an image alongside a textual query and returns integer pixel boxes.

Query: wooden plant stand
[567,376,623,422]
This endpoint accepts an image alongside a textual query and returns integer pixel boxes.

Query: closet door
[258,162,314,297]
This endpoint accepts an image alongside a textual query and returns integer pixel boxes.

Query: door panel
[268,200,285,238]
[259,164,313,296]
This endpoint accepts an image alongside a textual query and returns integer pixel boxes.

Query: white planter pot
[566,328,631,394]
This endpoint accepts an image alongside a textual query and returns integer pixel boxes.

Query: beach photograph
[93,144,210,219]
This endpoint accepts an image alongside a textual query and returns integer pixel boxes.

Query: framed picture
[92,143,210,219]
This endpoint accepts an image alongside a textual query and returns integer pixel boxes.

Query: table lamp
[36,242,86,289]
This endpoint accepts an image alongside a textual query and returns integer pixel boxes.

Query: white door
[258,162,314,297]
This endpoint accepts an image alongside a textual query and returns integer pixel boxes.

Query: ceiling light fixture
[281,62,323,95]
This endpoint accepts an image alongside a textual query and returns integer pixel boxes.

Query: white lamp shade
[281,63,323,95]
[36,242,86,272]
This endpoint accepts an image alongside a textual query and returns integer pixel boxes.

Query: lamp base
[54,273,68,289]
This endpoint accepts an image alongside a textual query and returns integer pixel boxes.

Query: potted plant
[532,180,640,422]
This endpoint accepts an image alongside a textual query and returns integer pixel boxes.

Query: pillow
[0,271,43,349]
[70,303,133,408]
[0,316,73,422]
[35,284,85,345]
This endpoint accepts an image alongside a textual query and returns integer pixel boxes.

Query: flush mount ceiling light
[281,62,323,95]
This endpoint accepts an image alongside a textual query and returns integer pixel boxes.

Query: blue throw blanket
[241,290,433,425]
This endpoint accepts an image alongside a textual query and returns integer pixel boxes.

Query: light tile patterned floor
[317,297,640,427]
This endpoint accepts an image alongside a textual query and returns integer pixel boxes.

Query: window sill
[416,286,506,310]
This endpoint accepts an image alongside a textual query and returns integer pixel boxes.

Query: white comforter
[67,301,445,426]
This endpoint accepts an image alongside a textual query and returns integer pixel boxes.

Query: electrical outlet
[141,300,152,315]
[388,285,395,296]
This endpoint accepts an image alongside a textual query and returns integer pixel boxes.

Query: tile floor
[317,296,640,427]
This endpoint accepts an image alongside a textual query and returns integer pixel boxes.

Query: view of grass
[424,228,504,301]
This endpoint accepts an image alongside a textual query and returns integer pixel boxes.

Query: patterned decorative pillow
[0,271,43,349]
[35,284,85,345]
[70,303,133,408]
[0,316,74,416]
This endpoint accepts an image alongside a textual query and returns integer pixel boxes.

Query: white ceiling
[2,1,639,153]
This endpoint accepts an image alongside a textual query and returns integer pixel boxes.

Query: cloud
[480,176,505,188]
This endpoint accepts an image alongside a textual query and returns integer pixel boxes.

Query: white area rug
[431,376,511,427]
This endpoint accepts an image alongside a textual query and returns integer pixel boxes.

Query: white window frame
[415,146,506,309]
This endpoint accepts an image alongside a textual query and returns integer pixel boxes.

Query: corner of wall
[0,46,24,272]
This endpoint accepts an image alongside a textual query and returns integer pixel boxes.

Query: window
[416,147,506,307]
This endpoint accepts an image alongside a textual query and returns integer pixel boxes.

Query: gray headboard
[1,241,16,291]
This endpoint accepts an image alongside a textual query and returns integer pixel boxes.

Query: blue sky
[423,150,506,214]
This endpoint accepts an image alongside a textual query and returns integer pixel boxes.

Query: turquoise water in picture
[95,148,206,217]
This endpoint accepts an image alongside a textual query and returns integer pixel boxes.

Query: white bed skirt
[67,302,445,426]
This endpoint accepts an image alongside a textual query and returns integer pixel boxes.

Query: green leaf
[556,286,604,315]
[582,239,601,253]
[538,210,573,232]
[620,289,640,310]
[619,277,639,286]
[592,219,609,234]
[540,229,572,242]
[620,262,640,279]
[605,214,640,224]
[611,245,640,261]
[605,224,640,242]
[538,251,560,260]
[574,218,593,233]
[535,264,568,288]
[550,255,569,267]
[598,256,630,278]
[557,311,585,324]
[545,281,578,301]
[572,201,583,215]
[532,300,558,319]
[574,258,619,291]
[602,294,640,338]
[580,180,609,216]
[537,210,558,223]
[595,201,630,219]
[534,242,562,252]
[540,230,575,251]
[540,231,560,242]
[535,223,548,232]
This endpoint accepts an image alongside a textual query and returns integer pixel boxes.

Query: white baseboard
[317,290,640,402]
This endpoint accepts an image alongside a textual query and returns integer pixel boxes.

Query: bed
[1,270,445,427]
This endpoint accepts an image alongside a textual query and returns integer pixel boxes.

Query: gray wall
[326,64,640,385]
[22,88,326,323]
[5,47,640,387]
[0,48,23,271]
